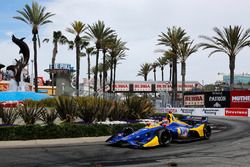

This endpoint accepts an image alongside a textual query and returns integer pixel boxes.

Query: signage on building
[225,108,248,117]
[50,63,73,70]
[204,91,230,108]
[184,94,204,106]
[230,90,250,108]
[133,83,152,92]
[114,83,130,91]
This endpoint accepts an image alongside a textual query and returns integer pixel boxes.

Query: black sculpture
[6,35,30,86]
[0,64,5,70]
[11,35,30,66]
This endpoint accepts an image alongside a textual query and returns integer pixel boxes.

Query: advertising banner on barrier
[176,108,196,115]
[157,107,249,117]
[201,108,225,116]
[225,108,248,117]
[133,83,152,92]
[175,108,224,116]
[114,83,130,91]
[184,94,204,106]
[230,90,250,108]
[204,91,230,108]
[155,83,168,91]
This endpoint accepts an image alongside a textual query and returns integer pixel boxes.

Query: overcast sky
[1,0,250,85]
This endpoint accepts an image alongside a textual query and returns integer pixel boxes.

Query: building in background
[217,73,250,84]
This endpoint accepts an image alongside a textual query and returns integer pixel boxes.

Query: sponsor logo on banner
[230,90,250,108]
[202,108,220,115]
[232,96,250,102]
[180,108,195,114]
[225,108,248,117]
[164,83,201,91]
[114,83,129,91]
[164,108,177,113]
[204,91,230,108]
[156,108,177,113]
[133,83,152,91]
[184,94,204,106]
[155,83,168,91]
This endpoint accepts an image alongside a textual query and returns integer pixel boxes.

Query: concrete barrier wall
[156,108,249,117]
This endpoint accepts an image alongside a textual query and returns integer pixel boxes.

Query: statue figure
[11,35,30,67]
[6,35,30,87]
[0,64,4,81]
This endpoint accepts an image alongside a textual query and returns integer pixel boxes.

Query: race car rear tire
[122,127,134,137]
[203,124,211,139]
[158,129,172,146]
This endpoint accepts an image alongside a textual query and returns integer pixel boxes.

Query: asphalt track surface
[1,117,250,167]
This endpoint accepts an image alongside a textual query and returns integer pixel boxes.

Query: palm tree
[85,46,95,81]
[84,45,95,95]
[66,21,88,96]
[14,1,55,92]
[178,41,198,105]
[199,25,250,89]
[87,20,115,95]
[43,31,67,95]
[113,49,127,93]
[101,35,116,94]
[107,37,128,92]
[163,50,174,82]
[156,57,168,81]
[137,63,152,81]
[98,62,110,92]
[151,62,158,81]
[157,27,189,106]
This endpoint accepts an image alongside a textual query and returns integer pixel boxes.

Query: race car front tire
[158,129,172,146]
[203,124,211,139]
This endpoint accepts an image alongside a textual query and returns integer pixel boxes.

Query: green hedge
[0,123,145,141]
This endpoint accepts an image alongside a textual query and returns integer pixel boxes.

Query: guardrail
[156,108,249,117]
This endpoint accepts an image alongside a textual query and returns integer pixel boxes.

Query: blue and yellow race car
[106,113,211,148]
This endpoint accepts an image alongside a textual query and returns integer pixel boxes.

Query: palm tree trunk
[153,68,156,98]
[109,56,114,92]
[51,42,58,96]
[94,48,100,94]
[32,34,38,93]
[76,46,80,96]
[87,53,91,95]
[181,62,186,106]
[87,53,91,81]
[102,49,106,95]
[161,67,164,81]
[169,63,172,81]
[99,72,102,90]
[145,75,148,98]
[172,56,177,107]
[113,60,117,94]
[229,56,235,90]
[153,69,156,81]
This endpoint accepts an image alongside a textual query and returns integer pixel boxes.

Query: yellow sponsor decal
[190,124,205,137]
[143,136,160,147]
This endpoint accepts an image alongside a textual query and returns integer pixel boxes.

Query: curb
[0,136,109,148]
